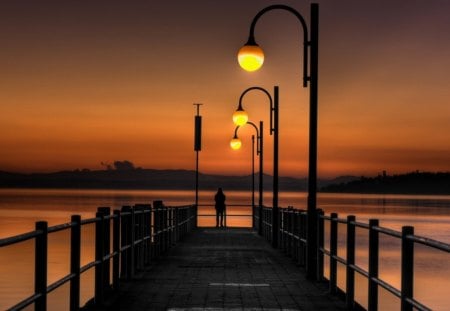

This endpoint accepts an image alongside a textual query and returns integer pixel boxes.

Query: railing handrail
[1,202,198,311]
[2,202,449,311]
[293,208,448,311]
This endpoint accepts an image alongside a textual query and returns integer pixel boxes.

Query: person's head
[218,187,223,193]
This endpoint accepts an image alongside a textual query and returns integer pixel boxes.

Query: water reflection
[0,189,449,310]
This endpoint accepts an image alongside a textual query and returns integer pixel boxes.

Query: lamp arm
[246,121,261,155]
[247,5,309,87]
[238,86,274,135]
[233,126,240,138]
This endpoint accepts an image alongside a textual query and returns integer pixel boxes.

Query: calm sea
[0,189,449,310]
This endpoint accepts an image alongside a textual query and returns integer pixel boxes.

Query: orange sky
[0,0,449,178]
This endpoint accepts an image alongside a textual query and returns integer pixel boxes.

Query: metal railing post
[130,207,136,277]
[98,207,110,290]
[35,221,48,311]
[368,219,379,311]
[112,210,121,290]
[120,206,131,279]
[346,215,356,309]
[401,226,414,311]
[329,213,338,294]
[94,211,105,304]
[317,209,324,280]
[70,215,81,311]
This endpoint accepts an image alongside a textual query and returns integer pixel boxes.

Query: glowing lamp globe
[230,138,242,150]
[238,44,264,72]
[232,109,248,126]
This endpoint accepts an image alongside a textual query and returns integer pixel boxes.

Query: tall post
[251,134,255,228]
[272,86,279,248]
[258,121,264,235]
[306,2,319,281]
[194,103,202,210]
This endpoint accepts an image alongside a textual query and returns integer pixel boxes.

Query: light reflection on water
[0,189,449,310]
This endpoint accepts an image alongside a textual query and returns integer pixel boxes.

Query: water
[0,189,449,310]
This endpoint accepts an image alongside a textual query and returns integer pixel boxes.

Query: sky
[0,0,449,178]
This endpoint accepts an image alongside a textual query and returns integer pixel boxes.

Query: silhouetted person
[214,187,226,227]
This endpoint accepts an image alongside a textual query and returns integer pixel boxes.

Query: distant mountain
[0,169,314,191]
[2,169,446,194]
[321,171,450,195]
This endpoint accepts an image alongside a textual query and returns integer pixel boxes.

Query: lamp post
[237,4,319,280]
[232,86,278,245]
[193,103,203,217]
[230,121,264,234]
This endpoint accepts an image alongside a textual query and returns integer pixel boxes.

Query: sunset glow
[0,0,449,178]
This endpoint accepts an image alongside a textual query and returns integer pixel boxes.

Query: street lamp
[230,121,264,233]
[232,86,277,243]
[230,130,242,150]
[237,4,319,280]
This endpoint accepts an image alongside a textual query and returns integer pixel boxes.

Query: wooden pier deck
[85,227,345,310]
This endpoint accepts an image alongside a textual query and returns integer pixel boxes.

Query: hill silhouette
[0,168,355,191]
[321,171,450,195]
[1,169,448,194]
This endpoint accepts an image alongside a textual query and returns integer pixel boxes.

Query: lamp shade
[238,44,264,72]
[230,137,242,150]
[232,109,248,126]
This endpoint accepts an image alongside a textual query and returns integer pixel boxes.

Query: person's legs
[219,210,224,227]
[216,210,219,227]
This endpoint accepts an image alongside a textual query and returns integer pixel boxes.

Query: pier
[1,202,449,311]
[85,227,345,310]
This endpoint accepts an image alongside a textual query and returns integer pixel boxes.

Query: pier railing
[197,203,253,227]
[0,202,196,311]
[254,206,450,311]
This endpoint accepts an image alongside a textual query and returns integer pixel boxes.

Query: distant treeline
[321,171,450,195]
